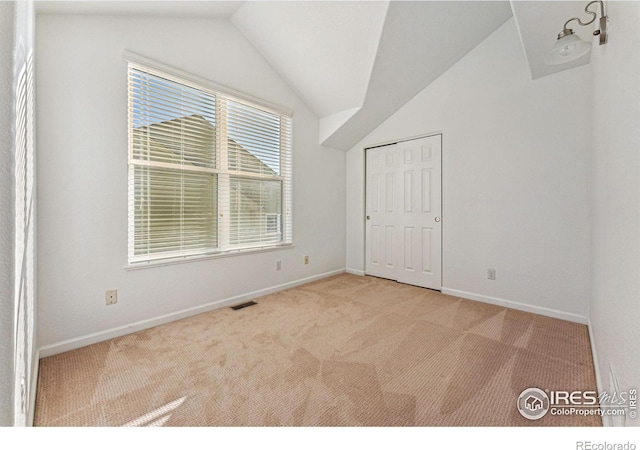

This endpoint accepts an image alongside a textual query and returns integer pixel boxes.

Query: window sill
[125,243,295,271]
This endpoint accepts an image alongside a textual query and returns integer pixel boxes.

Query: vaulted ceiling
[36,0,597,151]
[233,1,513,150]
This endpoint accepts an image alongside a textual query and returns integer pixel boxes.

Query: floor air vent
[230,301,257,311]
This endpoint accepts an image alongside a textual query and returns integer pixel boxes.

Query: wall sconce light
[544,0,608,65]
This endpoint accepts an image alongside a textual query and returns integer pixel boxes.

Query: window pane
[130,69,216,169]
[230,177,282,246]
[227,100,281,175]
[134,166,217,257]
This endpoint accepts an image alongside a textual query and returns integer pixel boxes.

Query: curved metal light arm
[545,0,608,65]
[562,0,604,30]
[557,0,608,45]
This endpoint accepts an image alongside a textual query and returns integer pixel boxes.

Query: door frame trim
[364,131,443,150]
[363,131,444,289]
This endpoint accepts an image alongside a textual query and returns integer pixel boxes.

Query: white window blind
[128,61,292,265]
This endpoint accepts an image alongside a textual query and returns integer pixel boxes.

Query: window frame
[125,52,293,269]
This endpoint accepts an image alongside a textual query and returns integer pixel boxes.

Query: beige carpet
[34,274,600,426]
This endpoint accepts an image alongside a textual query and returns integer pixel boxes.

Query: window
[265,214,282,235]
[127,60,292,265]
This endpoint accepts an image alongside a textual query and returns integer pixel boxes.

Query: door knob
[435,217,441,222]
[366,216,371,220]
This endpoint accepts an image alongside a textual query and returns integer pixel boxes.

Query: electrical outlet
[276,260,282,271]
[304,256,309,265]
[487,268,496,280]
[106,289,117,305]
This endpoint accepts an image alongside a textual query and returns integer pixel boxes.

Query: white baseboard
[39,269,346,358]
[587,317,607,427]
[441,287,588,324]
[345,268,365,276]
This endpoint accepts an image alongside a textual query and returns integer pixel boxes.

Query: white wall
[346,18,590,320]
[589,1,640,426]
[0,0,16,428]
[36,15,345,351]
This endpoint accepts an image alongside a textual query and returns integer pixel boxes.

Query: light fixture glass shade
[544,32,592,65]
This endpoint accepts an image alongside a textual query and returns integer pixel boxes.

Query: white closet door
[365,143,401,282]
[365,135,442,290]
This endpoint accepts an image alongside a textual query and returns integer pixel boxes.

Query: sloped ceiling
[38,1,592,151]
[233,1,513,150]
[232,1,389,120]
[322,1,513,150]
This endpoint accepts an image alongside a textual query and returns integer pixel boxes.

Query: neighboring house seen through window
[127,60,293,265]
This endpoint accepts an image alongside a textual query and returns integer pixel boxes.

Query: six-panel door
[365,134,442,290]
